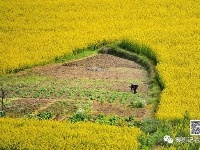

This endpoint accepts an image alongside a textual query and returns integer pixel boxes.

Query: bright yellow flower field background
[0,118,141,149]
[0,0,199,119]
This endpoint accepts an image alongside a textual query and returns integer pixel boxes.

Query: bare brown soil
[5,98,52,117]
[33,54,144,79]
[32,54,149,94]
[93,101,149,119]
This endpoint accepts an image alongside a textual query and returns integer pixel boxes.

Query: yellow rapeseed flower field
[0,118,141,149]
[0,0,199,121]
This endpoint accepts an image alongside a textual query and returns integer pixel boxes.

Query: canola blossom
[0,118,141,149]
[0,0,200,120]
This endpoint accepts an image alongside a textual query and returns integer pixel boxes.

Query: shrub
[140,119,160,134]
[36,111,53,120]
[130,99,144,108]
[69,108,92,123]
[0,111,5,117]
